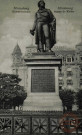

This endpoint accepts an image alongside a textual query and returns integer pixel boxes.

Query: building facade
[12,42,82,92]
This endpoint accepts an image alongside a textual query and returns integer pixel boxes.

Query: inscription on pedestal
[31,69,55,92]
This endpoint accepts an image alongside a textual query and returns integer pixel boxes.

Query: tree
[76,89,82,110]
[0,72,27,110]
[59,89,75,112]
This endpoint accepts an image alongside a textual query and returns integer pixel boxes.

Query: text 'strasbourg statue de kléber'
[30,0,56,52]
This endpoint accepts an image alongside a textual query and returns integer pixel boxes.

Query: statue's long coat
[32,9,56,48]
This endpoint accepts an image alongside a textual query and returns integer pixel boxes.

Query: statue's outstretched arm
[32,16,37,30]
[30,13,37,36]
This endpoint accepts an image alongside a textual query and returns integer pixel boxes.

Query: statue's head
[38,0,45,9]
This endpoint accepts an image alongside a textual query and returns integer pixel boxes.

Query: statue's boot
[45,38,51,52]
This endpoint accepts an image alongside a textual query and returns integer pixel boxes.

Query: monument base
[23,94,62,111]
[24,53,62,111]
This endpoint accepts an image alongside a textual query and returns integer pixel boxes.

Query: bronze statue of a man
[30,0,56,52]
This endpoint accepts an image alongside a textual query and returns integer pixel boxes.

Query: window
[17,57,20,62]
[80,56,82,61]
[67,80,73,85]
[66,56,72,63]
[80,79,82,85]
[67,57,71,62]
[58,72,64,77]
[80,73,82,77]
[59,79,64,86]
[67,71,73,76]
[80,67,82,72]
[59,86,62,90]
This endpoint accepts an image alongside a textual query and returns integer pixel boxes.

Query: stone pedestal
[23,52,62,111]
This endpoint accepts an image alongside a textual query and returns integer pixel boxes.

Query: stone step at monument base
[23,95,62,111]
[23,106,62,111]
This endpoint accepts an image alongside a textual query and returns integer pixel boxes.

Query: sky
[0,0,82,73]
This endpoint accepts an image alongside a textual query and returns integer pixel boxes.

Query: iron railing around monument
[0,110,82,135]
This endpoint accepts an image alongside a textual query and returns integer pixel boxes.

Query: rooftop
[12,44,22,55]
